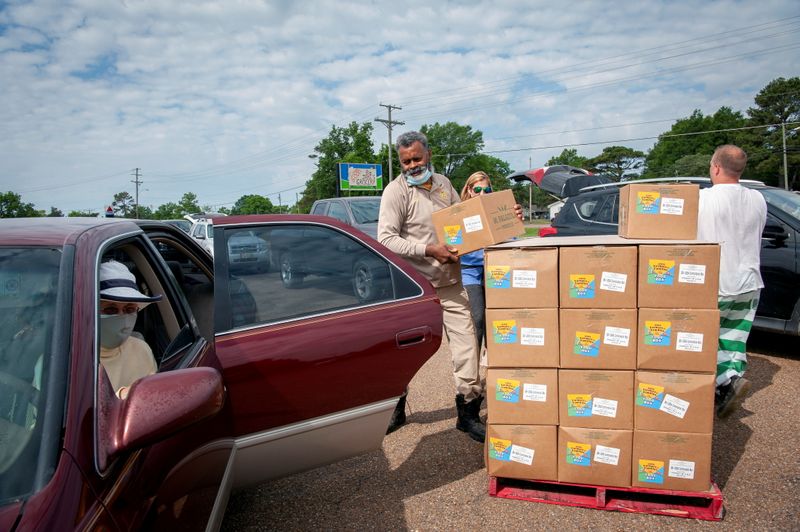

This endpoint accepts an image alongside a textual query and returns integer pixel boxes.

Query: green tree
[136,205,154,219]
[112,191,135,217]
[672,154,712,177]
[231,194,275,214]
[588,146,645,181]
[0,191,40,217]
[179,192,201,215]
[153,202,183,220]
[299,122,377,213]
[743,77,800,188]
[68,209,99,217]
[421,122,484,178]
[643,108,747,177]
[47,206,64,217]
[546,148,590,169]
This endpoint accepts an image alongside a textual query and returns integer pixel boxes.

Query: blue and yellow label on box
[496,378,521,403]
[636,191,661,214]
[644,320,672,346]
[493,320,517,344]
[566,441,592,467]
[567,393,593,417]
[489,437,512,461]
[647,259,675,285]
[573,331,601,357]
[636,382,665,409]
[486,265,511,289]
[569,274,596,299]
[443,225,463,245]
[638,459,665,484]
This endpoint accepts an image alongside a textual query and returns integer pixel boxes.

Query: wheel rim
[354,266,371,299]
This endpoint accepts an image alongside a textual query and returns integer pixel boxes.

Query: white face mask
[404,163,433,186]
[100,313,138,349]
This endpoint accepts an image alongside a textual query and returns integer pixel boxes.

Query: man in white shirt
[697,145,767,419]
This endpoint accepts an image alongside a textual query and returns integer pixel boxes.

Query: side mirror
[762,222,788,242]
[97,367,224,470]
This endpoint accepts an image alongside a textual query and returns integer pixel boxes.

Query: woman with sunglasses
[459,171,494,352]
[98,260,162,399]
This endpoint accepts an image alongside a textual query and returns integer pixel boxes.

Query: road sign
[338,163,383,192]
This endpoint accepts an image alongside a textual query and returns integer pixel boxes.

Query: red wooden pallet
[489,476,724,521]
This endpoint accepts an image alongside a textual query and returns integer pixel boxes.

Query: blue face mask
[404,164,432,186]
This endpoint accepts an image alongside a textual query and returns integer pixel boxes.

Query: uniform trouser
[716,289,760,387]
[436,282,482,402]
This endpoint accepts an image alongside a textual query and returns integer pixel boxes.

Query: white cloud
[0,0,797,212]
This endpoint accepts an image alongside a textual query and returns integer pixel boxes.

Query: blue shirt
[460,249,484,286]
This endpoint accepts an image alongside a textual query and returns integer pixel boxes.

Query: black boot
[456,394,486,443]
[386,391,408,434]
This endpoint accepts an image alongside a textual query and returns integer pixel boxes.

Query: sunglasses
[473,186,492,194]
[100,304,140,316]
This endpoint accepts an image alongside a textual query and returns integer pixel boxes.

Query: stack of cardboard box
[485,183,720,493]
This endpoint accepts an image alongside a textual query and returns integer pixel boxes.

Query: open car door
[212,215,443,488]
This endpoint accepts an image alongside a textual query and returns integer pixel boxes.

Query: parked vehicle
[534,177,800,335]
[0,215,442,530]
[188,219,271,272]
[310,196,381,239]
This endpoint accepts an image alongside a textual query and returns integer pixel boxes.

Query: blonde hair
[460,171,492,201]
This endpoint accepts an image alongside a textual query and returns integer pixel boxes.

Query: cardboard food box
[560,309,638,370]
[632,430,712,492]
[486,308,559,368]
[559,246,638,308]
[487,368,559,425]
[431,189,525,256]
[487,424,558,481]
[638,309,720,372]
[635,371,715,433]
[484,248,559,309]
[638,244,720,309]
[618,184,699,240]
[558,427,633,488]
[558,370,634,430]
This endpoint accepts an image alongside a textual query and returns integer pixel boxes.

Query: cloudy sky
[1,0,798,214]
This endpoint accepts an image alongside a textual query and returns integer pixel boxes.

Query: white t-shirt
[697,184,767,296]
[100,335,157,398]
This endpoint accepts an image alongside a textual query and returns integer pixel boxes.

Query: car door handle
[396,326,431,348]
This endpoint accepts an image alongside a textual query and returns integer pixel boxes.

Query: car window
[760,187,800,220]
[0,247,61,502]
[214,224,423,331]
[573,194,617,224]
[326,202,350,223]
[350,199,381,224]
[310,202,328,216]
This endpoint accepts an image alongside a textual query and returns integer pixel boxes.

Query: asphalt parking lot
[221,330,799,531]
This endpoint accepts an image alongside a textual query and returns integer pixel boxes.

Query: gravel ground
[222,330,799,531]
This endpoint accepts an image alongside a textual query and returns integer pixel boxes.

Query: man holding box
[378,131,522,442]
[697,144,767,419]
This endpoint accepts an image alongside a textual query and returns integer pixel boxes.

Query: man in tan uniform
[378,131,519,443]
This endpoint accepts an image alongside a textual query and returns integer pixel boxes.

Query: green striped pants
[716,290,760,387]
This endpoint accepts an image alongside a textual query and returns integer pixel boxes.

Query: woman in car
[98,260,161,399]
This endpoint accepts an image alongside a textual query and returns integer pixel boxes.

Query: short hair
[460,171,492,201]
[396,131,429,152]
[712,145,747,176]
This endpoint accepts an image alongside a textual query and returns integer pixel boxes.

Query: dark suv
[539,177,800,336]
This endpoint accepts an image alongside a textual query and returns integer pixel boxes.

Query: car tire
[352,258,390,303]
[280,252,304,288]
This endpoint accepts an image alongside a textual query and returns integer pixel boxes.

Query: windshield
[350,199,381,224]
[759,188,800,220]
[0,248,61,502]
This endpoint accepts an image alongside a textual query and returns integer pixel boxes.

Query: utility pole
[278,193,282,213]
[375,103,404,181]
[131,168,142,219]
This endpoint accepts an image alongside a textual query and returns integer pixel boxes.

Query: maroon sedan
[0,215,442,530]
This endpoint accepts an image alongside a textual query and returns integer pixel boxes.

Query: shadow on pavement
[222,422,484,531]
[711,352,779,489]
